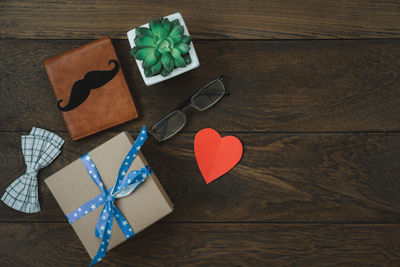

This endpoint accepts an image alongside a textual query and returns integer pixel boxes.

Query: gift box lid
[45,131,173,259]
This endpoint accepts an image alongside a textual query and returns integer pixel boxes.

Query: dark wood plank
[1,222,399,266]
[1,1,400,39]
[1,39,400,132]
[1,132,399,222]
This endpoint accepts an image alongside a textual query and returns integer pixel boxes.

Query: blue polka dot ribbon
[65,125,151,266]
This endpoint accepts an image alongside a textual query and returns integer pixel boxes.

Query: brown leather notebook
[44,37,138,141]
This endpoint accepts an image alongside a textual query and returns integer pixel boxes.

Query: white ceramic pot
[127,12,200,86]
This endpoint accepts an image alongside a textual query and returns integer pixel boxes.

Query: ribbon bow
[66,125,151,266]
[2,127,64,213]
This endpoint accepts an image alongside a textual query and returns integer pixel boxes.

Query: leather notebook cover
[44,37,139,140]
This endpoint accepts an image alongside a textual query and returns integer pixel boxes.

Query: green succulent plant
[130,17,192,77]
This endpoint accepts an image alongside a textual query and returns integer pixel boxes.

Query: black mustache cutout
[57,59,120,111]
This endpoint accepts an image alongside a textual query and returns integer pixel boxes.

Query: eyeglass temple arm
[175,92,230,110]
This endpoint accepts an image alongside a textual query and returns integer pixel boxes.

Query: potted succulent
[127,13,199,86]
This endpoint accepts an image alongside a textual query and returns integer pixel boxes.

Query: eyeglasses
[150,75,228,142]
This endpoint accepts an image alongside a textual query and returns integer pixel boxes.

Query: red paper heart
[194,128,243,184]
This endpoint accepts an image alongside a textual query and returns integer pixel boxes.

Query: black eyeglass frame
[149,75,229,142]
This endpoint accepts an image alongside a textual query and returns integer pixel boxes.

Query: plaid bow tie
[2,127,64,213]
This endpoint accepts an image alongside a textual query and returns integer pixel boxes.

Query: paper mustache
[57,59,120,111]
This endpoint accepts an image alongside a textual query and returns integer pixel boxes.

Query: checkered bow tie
[2,127,64,213]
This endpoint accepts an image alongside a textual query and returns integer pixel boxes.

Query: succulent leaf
[134,35,155,47]
[169,34,182,44]
[142,49,160,69]
[135,47,156,60]
[144,68,153,77]
[136,27,153,37]
[151,59,163,75]
[170,19,180,27]
[161,18,171,36]
[175,42,190,54]
[183,53,192,64]
[149,18,163,38]
[161,53,174,72]
[173,55,186,68]
[153,35,159,45]
[168,25,184,43]
[161,67,172,77]
[170,48,181,59]
[169,24,184,36]
[181,35,191,44]
[130,46,140,57]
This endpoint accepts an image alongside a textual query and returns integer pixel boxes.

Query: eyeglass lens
[191,80,225,110]
[151,110,186,141]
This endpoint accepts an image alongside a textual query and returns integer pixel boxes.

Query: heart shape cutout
[194,128,243,184]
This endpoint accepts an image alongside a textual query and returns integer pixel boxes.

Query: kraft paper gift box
[45,130,173,261]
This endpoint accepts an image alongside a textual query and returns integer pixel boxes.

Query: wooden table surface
[1,1,400,266]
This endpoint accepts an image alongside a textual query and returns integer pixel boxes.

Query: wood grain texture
[2,2,400,265]
[1,132,399,222]
[1,0,400,39]
[1,39,400,132]
[1,222,399,266]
